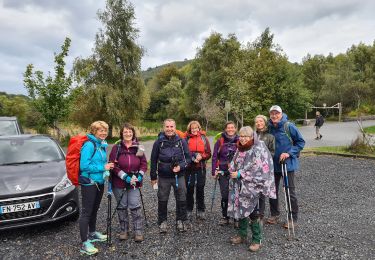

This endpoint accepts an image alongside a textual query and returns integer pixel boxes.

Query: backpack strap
[283,121,293,145]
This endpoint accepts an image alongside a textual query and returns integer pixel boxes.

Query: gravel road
[1,155,374,259]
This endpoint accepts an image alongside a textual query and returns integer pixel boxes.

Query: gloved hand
[125,176,132,183]
[137,174,143,183]
[130,175,137,186]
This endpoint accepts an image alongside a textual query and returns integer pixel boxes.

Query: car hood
[0,161,66,198]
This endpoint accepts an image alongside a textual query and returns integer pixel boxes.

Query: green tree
[302,54,327,104]
[184,32,241,118]
[228,29,312,122]
[72,0,148,135]
[23,37,72,137]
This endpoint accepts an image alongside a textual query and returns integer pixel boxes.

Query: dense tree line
[2,0,375,134]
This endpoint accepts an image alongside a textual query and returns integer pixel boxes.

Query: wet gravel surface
[1,155,374,259]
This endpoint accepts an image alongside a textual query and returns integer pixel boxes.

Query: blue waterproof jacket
[80,134,108,185]
[268,114,305,173]
[150,132,191,180]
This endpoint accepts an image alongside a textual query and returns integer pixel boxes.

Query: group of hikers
[77,105,305,255]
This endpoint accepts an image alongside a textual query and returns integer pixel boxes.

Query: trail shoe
[80,241,98,255]
[119,231,129,240]
[249,243,261,252]
[88,231,107,242]
[283,220,297,229]
[197,211,206,220]
[176,220,188,232]
[159,221,168,233]
[134,234,144,242]
[219,217,229,226]
[266,215,280,225]
[230,235,245,244]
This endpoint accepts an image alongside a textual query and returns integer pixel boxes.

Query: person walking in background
[228,126,275,252]
[79,121,114,255]
[254,115,275,221]
[211,121,239,226]
[266,105,305,229]
[184,121,211,220]
[109,123,147,242]
[150,119,191,233]
[314,111,324,140]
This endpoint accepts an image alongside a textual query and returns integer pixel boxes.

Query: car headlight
[53,175,73,192]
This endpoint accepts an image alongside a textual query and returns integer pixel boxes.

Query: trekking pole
[139,188,148,227]
[283,162,295,238]
[210,178,218,212]
[106,172,112,246]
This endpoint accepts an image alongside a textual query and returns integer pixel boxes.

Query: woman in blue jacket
[79,121,114,255]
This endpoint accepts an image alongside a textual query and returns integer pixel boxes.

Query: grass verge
[303,146,375,158]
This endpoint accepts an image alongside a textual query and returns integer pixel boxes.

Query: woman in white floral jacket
[228,126,276,252]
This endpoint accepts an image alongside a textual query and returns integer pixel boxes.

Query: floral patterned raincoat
[227,135,276,219]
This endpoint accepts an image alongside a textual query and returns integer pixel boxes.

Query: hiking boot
[80,241,98,255]
[159,221,167,233]
[134,234,144,242]
[266,215,279,225]
[219,217,229,226]
[176,220,188,232]
[230,235,245,244]
[88,231,107,242]
[119,231,129,240]
[197,211,206,220]
[283,220,297,229]
[249,243,261,252]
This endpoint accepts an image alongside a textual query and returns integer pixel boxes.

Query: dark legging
[79,184,104,242]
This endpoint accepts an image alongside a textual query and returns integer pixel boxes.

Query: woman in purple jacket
[211,121,239,225]
[109,123,147,242]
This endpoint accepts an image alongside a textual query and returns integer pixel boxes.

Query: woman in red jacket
[184,121,211,220]
[109,123,147,242]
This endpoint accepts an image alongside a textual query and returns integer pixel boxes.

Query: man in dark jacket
[150,119,191,233]
[266,105,305,229]
[314,111,324,140]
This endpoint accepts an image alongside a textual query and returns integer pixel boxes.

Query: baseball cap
[269,105,282,113]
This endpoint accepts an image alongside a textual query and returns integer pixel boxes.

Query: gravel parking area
[1,155,374,259]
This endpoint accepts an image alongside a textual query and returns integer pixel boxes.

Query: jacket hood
[157,131,182,142]
[221,132,239,143]
[87,134,108,148]
[268,113,288,129]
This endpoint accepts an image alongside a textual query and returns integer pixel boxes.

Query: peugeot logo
[15,185,22,191]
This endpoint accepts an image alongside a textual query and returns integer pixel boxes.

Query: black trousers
[185,168,206,212]
[79,184,104,242]
[218,172,230,218]
[157,176,187,225]
[269,171,298,221]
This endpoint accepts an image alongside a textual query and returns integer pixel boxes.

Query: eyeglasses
[239,135,251,138]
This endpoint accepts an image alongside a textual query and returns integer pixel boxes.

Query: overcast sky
[1,0,375,95]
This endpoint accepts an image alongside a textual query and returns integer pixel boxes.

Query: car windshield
[0,137,64,165]
[0,120,18,135]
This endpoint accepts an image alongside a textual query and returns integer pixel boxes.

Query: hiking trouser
[79,184,104,242]
[269,171,298,221]
[218,172,230,218]
[315,126,321,137]
[185,168,206,212]
[157,176,187,225]
[258,194,265,219]
[113,187,143,235]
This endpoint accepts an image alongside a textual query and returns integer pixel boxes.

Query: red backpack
[65,135,96,186]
